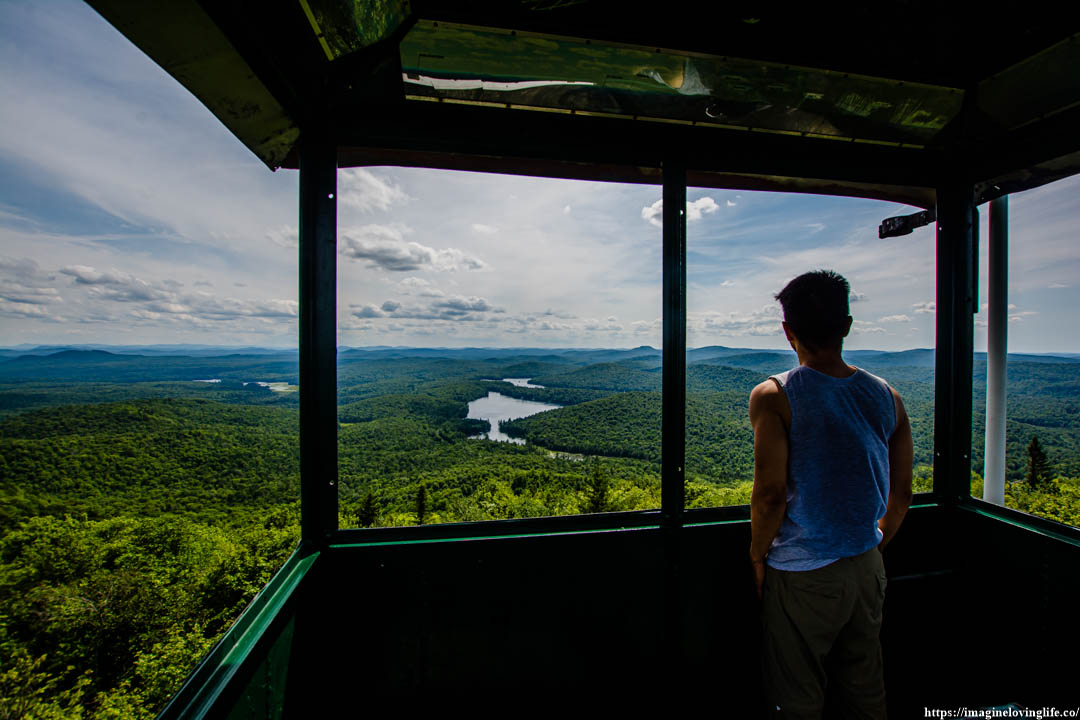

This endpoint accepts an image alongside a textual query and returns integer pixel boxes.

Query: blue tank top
[766,365,896,571]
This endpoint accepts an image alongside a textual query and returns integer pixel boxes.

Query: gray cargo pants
[761,547,888,719]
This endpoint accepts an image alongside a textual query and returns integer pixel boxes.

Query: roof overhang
[85,1,1080,207]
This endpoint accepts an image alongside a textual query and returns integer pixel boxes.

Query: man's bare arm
[878,387,913,550]
[749,380,789,569]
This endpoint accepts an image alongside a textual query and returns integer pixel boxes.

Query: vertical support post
[661,161,687,525]
[299,132,339,546]
[661,160,686,692]
[933,182,976,501]
[983,197,1009,505]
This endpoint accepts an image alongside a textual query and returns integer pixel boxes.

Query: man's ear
[842,316,853,337]
[782,321,797,347]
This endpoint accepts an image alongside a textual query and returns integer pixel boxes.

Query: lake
[193,379,296,392]
[504,377,544,388]
[467,391,560,443]
[479,377,546,389]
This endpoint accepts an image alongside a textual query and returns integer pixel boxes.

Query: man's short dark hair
[775,270,851,351]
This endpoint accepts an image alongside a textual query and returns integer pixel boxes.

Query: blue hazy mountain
[2,345,1078,384]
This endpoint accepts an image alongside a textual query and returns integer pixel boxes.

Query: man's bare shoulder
[751,377,781,396]
[749,377,790,423]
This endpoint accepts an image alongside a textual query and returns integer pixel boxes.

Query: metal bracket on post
[879,208,936,238]
[933,182,976,503]
[298,130,339,547]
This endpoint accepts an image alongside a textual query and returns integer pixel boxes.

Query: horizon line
[4,343,1079,357]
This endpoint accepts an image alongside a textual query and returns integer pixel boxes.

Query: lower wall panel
[214,505,1078,716]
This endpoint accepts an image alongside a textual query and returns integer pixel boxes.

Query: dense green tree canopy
[1,346,1077,717]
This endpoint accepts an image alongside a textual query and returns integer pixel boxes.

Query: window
[972,175,1080,528]
[335,168,662,527]
[685,188,937,508]
[0,3,302,713]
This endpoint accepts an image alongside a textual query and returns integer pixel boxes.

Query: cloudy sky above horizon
[2,1,1078,353]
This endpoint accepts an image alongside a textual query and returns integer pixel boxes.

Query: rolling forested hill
[1,343,1078,718]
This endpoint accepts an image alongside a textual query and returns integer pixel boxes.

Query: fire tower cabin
[84,2,1079,716]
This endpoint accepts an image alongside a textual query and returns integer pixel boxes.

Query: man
[749,270,913,719]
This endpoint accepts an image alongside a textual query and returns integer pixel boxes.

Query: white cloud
[912,301,936,314]
[0,299,52,318]
[1,256,55,284]
[266,225,298,249]
[849,291,867,303]
[852,320,886,334]
[686,197,720,222]
[879,314,911,323]
[1049,283,1068,289]
[50,263,299,327]
[538,320,573,331]
[1,285,63,305]
[584,316,623,332]
[60,265,172,303]
[179,294,298,320]
[641,199,663,227]
[632,319,661,335]
[0,257,63,306]
[339,225,487,272]
[691,304,783,337]
[352,305,384,319]
[358,294,500,322]
[338,169,408,213]
[1009,310,1038,322]
[340,316,374,331]
[433,295,493,313]
[641,196,721,228]
[471,223,498,235]
[726,200,736,207]
[397,276,444,297]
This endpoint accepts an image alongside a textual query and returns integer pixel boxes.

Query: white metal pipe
[983,197,1008,505]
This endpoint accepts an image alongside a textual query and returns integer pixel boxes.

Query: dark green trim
[683,504,750,525]
[330,509,663,546]
[329,523,661,549]
[932,182,976,502]
[330,499,947,540]
[909,494,939,509]
[661,160,687,527]
[157,547,320,720]
[957,497,1080,548]
[299,131,339,545]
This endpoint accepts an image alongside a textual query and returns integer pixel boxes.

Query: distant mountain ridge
[1,345,1077,384]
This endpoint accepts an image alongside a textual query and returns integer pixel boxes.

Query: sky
[1,1,1078,353]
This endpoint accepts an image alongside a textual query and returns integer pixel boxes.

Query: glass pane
[335,168,662,527]
[0,3,301,714]
[972,175,1080,529]
[685,189,936,508]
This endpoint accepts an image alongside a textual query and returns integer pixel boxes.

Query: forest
[1,344,1078,717]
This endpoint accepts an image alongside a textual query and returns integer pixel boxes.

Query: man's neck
[797,347,856,378]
